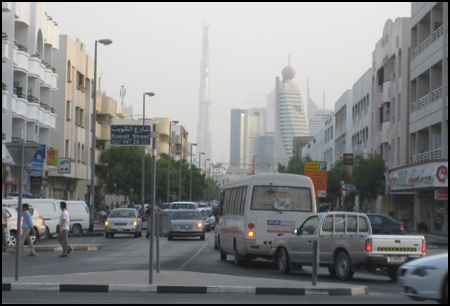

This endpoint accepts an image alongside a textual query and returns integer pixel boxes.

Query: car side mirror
[291,228,298,235]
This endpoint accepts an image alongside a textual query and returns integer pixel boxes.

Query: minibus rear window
[251,186,313,212]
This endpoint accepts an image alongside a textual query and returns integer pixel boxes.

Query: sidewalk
[2,270,368,296]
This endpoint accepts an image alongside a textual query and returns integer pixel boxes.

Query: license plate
[387,256,408,264]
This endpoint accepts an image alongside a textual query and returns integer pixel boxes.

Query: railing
[410,148,448,164]
[412,25,444,59]
[411,87,443,113]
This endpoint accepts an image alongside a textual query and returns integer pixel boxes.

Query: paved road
[2,231,446,304]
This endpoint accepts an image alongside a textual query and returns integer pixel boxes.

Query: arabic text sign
[110,125,151,146]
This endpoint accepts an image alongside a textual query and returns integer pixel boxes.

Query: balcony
[410,148,448,164]
[411,87,443,113]
[14,48,29,73]
[12,97,27,119]
[2,88,7,112]
[100,125,110,140]
[42,67,53,88]
[49,112,57,130]
[99,97,115,116]
[2,36,10,62]
[51,71,58,90]
[27,101,40,122]
[38,106,45,124]
[412,25,444,60]
[28,55,41,78]
[381,121,391,144]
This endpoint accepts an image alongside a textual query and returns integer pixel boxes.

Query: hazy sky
[45,2,411,165]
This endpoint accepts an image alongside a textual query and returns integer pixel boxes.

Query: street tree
[278,155,312,175]
[353,154,386,203]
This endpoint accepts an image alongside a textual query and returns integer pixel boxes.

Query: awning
[2,141,15,166]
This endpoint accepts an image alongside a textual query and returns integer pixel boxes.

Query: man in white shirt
[58,201,73,257]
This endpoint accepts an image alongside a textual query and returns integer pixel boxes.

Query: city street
[2,231,446,303]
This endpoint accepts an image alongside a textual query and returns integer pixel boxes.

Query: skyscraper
[271,62,309,164]
[197,22,212,164]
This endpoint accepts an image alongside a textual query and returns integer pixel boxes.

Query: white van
[61,200,89,234]
[215,173,316,266]
[2,198,60,238]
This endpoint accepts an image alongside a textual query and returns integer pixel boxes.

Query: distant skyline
[45,2,411,164]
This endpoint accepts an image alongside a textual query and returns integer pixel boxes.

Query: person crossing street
[58,201,73,257]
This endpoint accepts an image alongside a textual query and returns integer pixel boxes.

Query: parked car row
[3,198,90,247]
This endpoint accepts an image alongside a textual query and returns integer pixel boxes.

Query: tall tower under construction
[197,22,213,164]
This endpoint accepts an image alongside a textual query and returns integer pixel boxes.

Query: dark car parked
[367,214,405,235]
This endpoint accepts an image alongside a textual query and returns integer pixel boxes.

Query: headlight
[105,221,109,226]
[411,266,436,277]
[133,221,138,226]
[197,222,203,228]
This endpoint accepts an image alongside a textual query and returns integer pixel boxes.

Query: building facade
[388,2,448,235]
[2,2,59,198]
[48,35,93,201]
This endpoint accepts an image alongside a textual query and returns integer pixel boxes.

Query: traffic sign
[341,189,348,200]
[110,125,151,146]
[58,158,71,174]
[305,161,328,198]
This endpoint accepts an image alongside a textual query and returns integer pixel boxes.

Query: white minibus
[216,173,316,266]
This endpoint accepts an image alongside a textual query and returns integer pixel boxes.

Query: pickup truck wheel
[335,252,354,281]
[387,266,399,281]
[277,248,291,274]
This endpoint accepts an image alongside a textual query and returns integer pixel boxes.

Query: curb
[1,283,369,296]
[4,245,102,253]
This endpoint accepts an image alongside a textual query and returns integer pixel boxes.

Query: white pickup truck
[271,212,426,281]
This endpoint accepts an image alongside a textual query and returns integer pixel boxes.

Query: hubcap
[338,258,348,276]
[279,252,286,271]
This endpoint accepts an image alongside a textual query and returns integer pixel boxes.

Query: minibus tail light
[248,230,255,238]
[248,223,255,229]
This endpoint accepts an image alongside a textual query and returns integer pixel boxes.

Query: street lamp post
[179,131,188,201]
[189,143,197,201]
[167,121,178,203]
[90,38,112,232]
[141,92,155,212]
[204,159,209,202]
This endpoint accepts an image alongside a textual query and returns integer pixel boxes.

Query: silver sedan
[105,208,142,238]
[168,210,205,241]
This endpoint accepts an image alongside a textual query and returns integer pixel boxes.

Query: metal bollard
[312,239,320,286]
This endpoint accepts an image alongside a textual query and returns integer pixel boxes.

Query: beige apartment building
[388,2,448,235]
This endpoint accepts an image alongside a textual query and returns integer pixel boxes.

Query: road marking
[178,235,213,271]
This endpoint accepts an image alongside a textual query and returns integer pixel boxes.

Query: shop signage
[389,162,448,191]
[435,190,448,201]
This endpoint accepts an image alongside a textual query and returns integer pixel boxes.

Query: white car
[397,253,448,304]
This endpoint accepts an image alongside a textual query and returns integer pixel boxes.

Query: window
[335,215,345,233]
[251,186,312,212]
[347,216,357,233]
[359,217,369,233]
[66,101,71,120]
[322,216,333,233]
[65,140,70,158]
[299,216,318,235]
[67,61,72,83]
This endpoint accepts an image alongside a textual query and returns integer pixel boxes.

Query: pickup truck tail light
[400,224,404,231]
[422,238,426,253]
[365,238,373,253]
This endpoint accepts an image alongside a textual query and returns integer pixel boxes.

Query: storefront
[388,161,448,235]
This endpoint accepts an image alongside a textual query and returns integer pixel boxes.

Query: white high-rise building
[270,63,309,165]
[2,2,59,197]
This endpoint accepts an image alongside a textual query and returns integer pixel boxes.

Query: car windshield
[109,210,136,218]
[172,212,202,221]
[200,210,211,217]
[161,204,171,210]
[171,204,196,210]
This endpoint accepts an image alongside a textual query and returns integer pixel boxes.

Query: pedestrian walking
[144,204,152,239]
[10,203,36,257]
[58,201,73,258]
[2,206,8,251]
